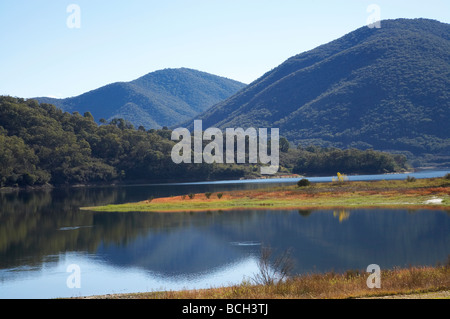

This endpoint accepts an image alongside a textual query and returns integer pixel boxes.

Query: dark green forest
[0,97,408,188]
[289,145,408,176]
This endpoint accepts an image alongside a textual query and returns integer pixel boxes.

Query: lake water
[0,170,449,299]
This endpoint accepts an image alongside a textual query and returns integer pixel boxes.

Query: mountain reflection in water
[0,171,449,298]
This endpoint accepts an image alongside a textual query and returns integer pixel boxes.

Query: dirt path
[80,290,450,299]
[360,290,450,299]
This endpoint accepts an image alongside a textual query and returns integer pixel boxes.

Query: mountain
[35,68,246,129]
[191,19,450,162]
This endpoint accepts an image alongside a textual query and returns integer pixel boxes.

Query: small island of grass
[81,175,450,213]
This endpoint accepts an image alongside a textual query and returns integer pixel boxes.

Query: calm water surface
[0,170,449,299]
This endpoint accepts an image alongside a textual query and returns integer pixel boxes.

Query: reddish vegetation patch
[139,183,449,207]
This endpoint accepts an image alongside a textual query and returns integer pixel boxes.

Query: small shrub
[297,178,311,187]
[148,196,154,202]
[181,195,186,200]
[217,193,223,199]
[332,172,349,183]
[444,173,450,180]
[252,246,294,286]
[188,193,195,199]
[406,176,416,182]
[205,192,212,199]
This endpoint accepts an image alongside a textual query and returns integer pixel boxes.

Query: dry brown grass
[82,265,450,299]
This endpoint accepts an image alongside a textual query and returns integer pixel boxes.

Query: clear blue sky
[0,0,449,99]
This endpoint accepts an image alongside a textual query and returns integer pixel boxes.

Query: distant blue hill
[35,68,246,129]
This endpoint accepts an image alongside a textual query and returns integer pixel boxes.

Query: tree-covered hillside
[35,68,246,130]
[0,97,408,188]
[191,19,450,166]
[0,96,249,187]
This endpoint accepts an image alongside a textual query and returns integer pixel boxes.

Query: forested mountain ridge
[35,68,246,130]
[0,97,408,188]
[190,19,450,164]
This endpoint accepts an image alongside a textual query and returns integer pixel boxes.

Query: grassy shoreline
[81,176,450,213]
[78,265,450,299]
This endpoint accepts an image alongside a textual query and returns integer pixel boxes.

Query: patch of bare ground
[359,290,450,299]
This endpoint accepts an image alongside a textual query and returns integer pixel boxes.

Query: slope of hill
[191,19,450,163]
[35,68,246,129]
[0,97,408,188]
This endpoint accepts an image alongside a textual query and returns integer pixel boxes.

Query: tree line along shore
[1,96,410,189]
